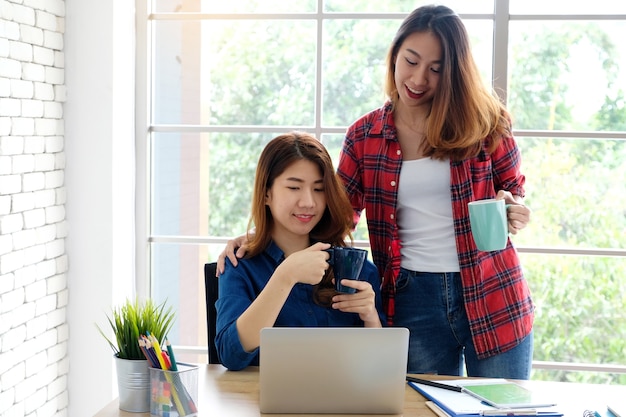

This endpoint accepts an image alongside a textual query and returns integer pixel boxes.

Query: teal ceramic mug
[468,199,510,251]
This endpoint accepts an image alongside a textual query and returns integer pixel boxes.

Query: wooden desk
[95,365,626,416]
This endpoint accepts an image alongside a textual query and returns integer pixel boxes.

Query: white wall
[0,0,136,415]
[64,0,136,416]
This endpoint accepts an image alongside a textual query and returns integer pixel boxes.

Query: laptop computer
[259,327,409,414]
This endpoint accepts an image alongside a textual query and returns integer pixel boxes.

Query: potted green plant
[97,298,176,412]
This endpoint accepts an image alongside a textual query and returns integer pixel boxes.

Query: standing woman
[215,132,383,371]
[337,4,533,378]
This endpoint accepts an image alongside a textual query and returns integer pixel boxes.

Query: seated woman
[215,131,384,371]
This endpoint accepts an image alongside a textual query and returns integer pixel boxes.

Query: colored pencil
[165,339,178,371]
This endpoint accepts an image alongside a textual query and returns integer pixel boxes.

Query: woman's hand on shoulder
[216,234,251,275]
[496,190,531,235]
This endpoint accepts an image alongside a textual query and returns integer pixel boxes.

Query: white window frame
[134,0,626,373]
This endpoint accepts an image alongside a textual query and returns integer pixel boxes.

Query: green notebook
[458,381,556,409]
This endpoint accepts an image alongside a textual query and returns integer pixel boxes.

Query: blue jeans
[393,269,533,379]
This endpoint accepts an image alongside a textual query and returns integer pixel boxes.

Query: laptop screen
[259,327,409,414]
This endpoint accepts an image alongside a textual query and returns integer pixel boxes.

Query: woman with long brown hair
[337,4,533,378]
[215,132,383,371]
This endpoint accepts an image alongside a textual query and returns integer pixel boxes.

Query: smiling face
[393,31,442,111]
[265,159,327,251]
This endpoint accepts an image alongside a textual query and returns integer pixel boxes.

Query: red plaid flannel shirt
[337,102,534,359]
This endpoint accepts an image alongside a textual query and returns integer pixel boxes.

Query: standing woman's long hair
[384,4,511,161]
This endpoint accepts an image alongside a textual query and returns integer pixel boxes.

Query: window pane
[323,0,494,14]
[152,132,207,237]
[462,20,494,85]
[207,132,275,237]
[510,0,626,14]
[154,0,316,13]
[514,136,626,249]
[522,253,626,383]
[153,20,317,125]
[320,133,369,243]
[321,19,395,126]
[321,19,493,126]
[152,132,277,237]
[152,242,228,348]
[508,21,626,131]
[319,133,343,169]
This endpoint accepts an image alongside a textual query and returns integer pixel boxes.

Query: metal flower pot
[114,355,150,412]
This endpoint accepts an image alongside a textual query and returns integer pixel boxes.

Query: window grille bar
[171,345,626,375]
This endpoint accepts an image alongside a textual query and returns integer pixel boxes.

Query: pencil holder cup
[150,363,199,417]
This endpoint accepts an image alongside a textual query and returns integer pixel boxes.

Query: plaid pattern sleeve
[338,103,534,358]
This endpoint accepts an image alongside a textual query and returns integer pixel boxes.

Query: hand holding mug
[331,279,380,326]
[495,190,531,234]
[277,242,332,286]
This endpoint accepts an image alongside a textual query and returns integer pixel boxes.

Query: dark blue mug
[324,247,368,293]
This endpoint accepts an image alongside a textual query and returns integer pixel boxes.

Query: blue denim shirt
[215,241,385,370]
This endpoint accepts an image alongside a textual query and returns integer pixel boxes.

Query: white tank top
[397,158,460,272]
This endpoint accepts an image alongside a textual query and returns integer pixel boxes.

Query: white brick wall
[0,0,68,416]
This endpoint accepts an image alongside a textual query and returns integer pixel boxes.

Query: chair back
[204,262,221,364]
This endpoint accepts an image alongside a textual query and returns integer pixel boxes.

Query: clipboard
[408,379,563,417]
